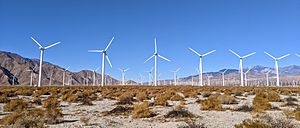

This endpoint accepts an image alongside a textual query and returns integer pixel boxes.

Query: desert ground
[1,86,300,128]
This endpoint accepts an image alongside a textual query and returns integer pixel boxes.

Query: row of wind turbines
[30,36,298,87]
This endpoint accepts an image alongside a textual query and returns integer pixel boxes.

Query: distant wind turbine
[62,66,70,86]
[265,70,271,86]
[144,38,171,86]
[146,68,153,86]
[88,36,114,87]
[119,68,129,85]
[244,67,252,86]
[221,69,228,86]
[229,50,256,86]
[31,37,60,87]
[27,65,36,86]
[264,52,290,86]
[189,48,216,86]
[92,67,100,85]
[171,68,181,86]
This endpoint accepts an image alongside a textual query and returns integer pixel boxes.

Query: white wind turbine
[221,69,228,86]
[92,67,100,85]
[146,68,153,85]
[144,38,171,86]
[27,65,36,86]
[62,66,70,86]
[265,70,271,86]
[49,72,54,86]
[229,50,256,86]
[189,48,216,86]
[264,52,290,86]
[88,37,114,87]
[119,68,129,85]
[171,68,181,86]
[31,37,60,87]
[244,67,252,86]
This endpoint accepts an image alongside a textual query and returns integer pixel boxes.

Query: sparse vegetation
[102,106,133,116]
[235,119,270,128]
[252,93,272,112]
[3,99,28,112]
[200,97,222,111]
[132,102,155,118]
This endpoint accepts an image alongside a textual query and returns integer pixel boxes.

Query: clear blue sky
[1,0,300,81]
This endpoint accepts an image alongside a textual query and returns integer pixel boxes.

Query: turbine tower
[88,37,114,87]
[265,70,271,86]
[62,66,70,86]
[229,50,256,86]
[264,52,290,86]
[27,65,36,86]
[244,67,252,86]
[171,68,181,86]
[144,38,171,86]
[31,37,60,87]
[146,68,153,86]
[92,67,100,85]
[119,68,129,85]
[221,69,228,86]
[189,48,216,86]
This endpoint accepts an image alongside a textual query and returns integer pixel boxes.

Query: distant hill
[0,51,118,86]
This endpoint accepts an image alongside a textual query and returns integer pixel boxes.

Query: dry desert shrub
[170,93,185,101]
[252,93,272,112]
[235,104,253,112]
[61,93,79,103]
[136,92,148,101]
[80,116,90,126]
[15,88,34,96]
[1,108,63,127]
[200,97,222,111]
[266,91,282,102]
[179,119,206,128]
[165,105,196,118]
[283,109,294,119]
[281,96,299,107]
[217,94,237,104]
[0,95,10,103]
[235,119,271,128]
[155,94,169,106]
[42,97,59,109]
[295,111,300,121]
[102,106,133,116]
[201,91,211,97]
[116,92,134,105]
[3,99,28,112]
[132,102,155,118]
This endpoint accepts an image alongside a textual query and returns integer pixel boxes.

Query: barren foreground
[1,86,300,128]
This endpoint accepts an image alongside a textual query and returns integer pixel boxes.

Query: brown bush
[253,93,271,112]
[0,95,10,103]
[155,94,169,106]
[132,102,155,118]
[102,106,133,116]
[235,119,271,128]
[266,91,281,102]
[3,99,28,112]
[116,92,134,105]
[136,92,148,101]
[43,97,59,109]
[200,97,222,111]
[80,116,90,126]
[295,111,300,121]
[217,94,237,104]
[165,105,195,118]
[170,94,184,101]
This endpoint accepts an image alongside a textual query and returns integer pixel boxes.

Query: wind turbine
[264,52,290,86]
[31,37,60,87]
[265,70,271,86]
[145,38,171,86]
[189,48,216,86]
[221,69,228,86]
[62,66,70,86]
[229,50,256,86]
[145,68,153,86]
[171,68,181,86]
[119,68,129,85]
[244,67,252,86]
[27,65,36,86]
[49,72,54,86]
[92,67,100,85]
[88,37,114,87]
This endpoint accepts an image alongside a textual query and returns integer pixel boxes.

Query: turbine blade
[154,38,157,53]
[124,68,130,72]
[296,54,300,58]
[278,54,290,60]
[158,55,171,62]
[176,68,181,72]
[66,66,70,71]
[88,50,103,52]
[264,52,276,60]
[202,50,216,57]
[189,48,201,56]
[31,37,43,48]
[222,69,228,73]
[105,36,114,51]
[45,42,60,49]
[229,49,241,58]
[106,55,113,68]
[144,55,154,63]
[95,66,100,71]
[242,52,256,58]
